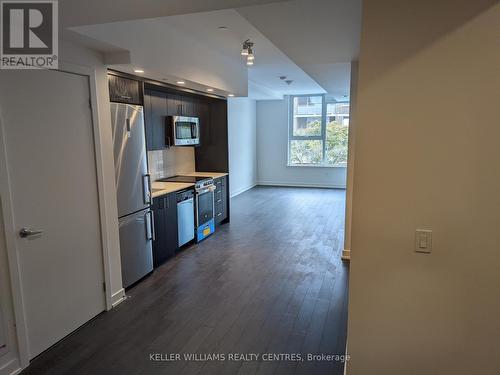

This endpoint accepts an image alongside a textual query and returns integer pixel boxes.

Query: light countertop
[150,172,228,198]
[186,171,229,178]
[151,182,194,198]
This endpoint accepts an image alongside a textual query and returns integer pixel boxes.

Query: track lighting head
[241,39,255,63]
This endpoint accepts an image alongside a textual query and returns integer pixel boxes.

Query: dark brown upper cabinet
[180,95,195,116]
[195,98,228,172]
[108,74,141,105]
[166,94,180,116]
[144,89,169,150]
[166,94,196,117]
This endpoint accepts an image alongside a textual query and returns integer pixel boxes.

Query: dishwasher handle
[176,190,195,203]
[177,197,194,205]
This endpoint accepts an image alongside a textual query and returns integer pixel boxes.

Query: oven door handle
[195,194,199,228]
[196,185,216,195]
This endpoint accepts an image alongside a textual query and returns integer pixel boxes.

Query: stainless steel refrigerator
[110,102,153,288]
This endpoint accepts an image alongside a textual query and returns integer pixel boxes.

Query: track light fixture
[241,39,253,55]
[241,39,255,66]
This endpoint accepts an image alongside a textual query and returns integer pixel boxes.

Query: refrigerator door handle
[147,174,152,204]
[143,174,152,204]
[145,210,154,241]
[150,210,155,241]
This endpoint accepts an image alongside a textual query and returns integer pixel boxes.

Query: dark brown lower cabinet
[152,192,178,267]
[214,176,228,225]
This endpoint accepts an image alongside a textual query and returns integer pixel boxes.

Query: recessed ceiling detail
[152,9,326,99]
[70,1,360,101]
[237,0,362,100]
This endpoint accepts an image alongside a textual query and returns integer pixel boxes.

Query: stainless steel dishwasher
[176,190,195,247]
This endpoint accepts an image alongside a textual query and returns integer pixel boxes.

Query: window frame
[287,94,348,168]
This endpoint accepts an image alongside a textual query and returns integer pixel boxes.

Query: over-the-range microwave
[167,115,200,146]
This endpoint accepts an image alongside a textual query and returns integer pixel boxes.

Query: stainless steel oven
[195,179,216,242]
[169,115,199,146]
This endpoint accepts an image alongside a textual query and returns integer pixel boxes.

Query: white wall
[61,39,125,309]
[256,100,347,188]
[343,60,358,256]
[348,1,500,374]
[227,98,257,197]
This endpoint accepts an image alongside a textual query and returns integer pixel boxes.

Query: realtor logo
[1,0,58,69]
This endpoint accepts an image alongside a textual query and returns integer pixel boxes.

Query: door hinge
[88,98,92,109]
[103,282,106,292]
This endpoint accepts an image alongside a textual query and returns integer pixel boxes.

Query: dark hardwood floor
[22,186,349,375]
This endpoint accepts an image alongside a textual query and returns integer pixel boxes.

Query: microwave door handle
[191,123,198,139]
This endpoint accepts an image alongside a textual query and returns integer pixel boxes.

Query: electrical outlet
[415,229,432,253]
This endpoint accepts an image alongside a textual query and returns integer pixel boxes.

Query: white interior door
[0,69,106,359]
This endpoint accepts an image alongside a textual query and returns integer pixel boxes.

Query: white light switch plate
[415,229,432,253]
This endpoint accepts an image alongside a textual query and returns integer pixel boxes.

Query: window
[288,95,349,167]
[292,96,322,136]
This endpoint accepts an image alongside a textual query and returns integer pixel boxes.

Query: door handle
[19,227,43,238]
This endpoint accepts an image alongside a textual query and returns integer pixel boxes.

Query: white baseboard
[257,181,346,189]
[111,288,126,309]
[230,183,257,198]
[342,249,351,261]
[0,356,21,375]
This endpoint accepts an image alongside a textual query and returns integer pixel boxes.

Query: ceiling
[60,0,289,28]
[72,18,249,97]
[157,9,325,99]
[237,0,362,99]
[69,0,361,100]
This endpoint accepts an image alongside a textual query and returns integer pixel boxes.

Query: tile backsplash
[148,147,195,181]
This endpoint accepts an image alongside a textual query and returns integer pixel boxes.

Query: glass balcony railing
[295,105,322,115]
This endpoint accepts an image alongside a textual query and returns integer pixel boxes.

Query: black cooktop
[157,175,209,183]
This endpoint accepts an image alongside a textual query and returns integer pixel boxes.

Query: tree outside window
[288,95,349,167]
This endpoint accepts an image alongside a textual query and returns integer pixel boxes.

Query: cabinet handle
[119,95,132,100]
[216,212,222,217]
